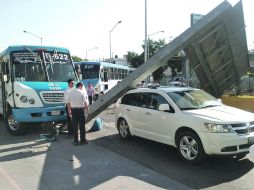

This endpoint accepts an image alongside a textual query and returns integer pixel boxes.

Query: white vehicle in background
[74,61,130,94]
[0,45,77,135]
[115,86,254,163]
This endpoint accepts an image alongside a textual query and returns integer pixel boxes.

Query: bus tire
[5,110,25,136]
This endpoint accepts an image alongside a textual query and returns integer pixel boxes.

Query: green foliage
[72,55,83,62]
[126,38,184,81]
[147,39,166,59]
[247,71,254,78]
[126,51,143,68]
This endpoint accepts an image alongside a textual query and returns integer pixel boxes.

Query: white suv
[115,86,254,163]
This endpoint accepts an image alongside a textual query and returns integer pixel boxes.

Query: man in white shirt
[67,82,89,145]
[63,79,74,137]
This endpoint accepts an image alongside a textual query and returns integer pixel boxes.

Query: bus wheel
[5,111,25,136]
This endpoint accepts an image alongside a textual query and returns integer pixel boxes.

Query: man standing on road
[64,79,74,137]
[87,83,95,105]
[67,82,89,146]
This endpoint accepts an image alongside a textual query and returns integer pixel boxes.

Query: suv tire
[176,130,205,163]
[117,118,131,140]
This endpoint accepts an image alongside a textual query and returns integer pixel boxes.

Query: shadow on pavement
[91,133,254,189]
[0,120,185,190]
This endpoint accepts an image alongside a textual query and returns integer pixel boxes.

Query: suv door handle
[145,112,151,115]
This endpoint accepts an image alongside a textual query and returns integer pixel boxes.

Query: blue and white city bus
[74,61,129,94]
[0,45,77,135]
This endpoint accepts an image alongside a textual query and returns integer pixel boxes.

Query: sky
[1,0,253,60]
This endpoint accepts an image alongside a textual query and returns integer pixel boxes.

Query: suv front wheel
[176,130,205,163]
[117,118,131,140]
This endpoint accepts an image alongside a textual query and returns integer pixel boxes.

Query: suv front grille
[41,92,64,103]
[231,121,254,135]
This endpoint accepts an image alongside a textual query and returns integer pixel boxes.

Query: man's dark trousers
[71,108,86,143]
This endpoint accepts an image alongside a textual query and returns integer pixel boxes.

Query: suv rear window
[121,92,171,110]
[121,93,143,107]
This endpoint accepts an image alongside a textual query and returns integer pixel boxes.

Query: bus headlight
[204,123,233,133]
[29,98,35,104]
[20,96,28,103]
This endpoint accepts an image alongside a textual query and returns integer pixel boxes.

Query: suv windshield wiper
[200,105,219,109]
[181,107,199,110]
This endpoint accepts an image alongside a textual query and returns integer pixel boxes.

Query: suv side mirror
[3,74,8,82]
[158,104,170,111]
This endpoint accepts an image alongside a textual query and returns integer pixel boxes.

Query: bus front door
[1,60,9,118]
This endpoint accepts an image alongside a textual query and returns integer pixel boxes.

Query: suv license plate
[248,136,254,144]
[51,110,61,116]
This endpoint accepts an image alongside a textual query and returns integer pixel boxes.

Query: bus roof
[75,61,130,69]
[0,45,70,56]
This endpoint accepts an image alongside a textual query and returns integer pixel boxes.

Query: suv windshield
[166,89,222,110]
[12,50,76,82]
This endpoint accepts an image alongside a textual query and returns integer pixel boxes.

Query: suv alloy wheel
[176,130,205,163]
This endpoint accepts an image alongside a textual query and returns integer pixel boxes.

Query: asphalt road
[0,106,254,190]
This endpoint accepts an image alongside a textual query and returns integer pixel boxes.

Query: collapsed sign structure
[86,1,249,123]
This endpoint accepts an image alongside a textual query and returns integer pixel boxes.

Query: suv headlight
[204,123,234,133]
[20,96,28,103]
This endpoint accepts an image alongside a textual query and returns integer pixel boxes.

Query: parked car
[115,86,254,163]
[169,81,188,87]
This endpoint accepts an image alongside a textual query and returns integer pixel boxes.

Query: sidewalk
[0,120,191,190]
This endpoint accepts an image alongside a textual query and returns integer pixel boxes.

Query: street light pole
[109,20,122,62]
[147,30,164,59]
[23,30,42,45]
[86,47,98,60]
[144,0,148,63]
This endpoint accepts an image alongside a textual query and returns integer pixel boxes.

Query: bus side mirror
[3,74,8,82]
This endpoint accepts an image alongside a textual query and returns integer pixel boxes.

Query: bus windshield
[12,50,76,82]
[79,64,100,79]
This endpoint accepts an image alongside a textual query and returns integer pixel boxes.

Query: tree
[71,55,83,62]
[146,39,166,59]
[126,38,184,82]
[145,39,167,81]
[126,51,143,68]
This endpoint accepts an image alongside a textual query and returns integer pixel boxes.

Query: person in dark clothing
[67,82,89,145]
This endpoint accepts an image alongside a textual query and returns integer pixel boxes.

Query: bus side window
[103,67,108,82]
[0,60,2,82]
[124,69,127,78]
[6,61,9,75]
[115,68,119,80]
[3,60,10,82]
[114,68,117,80]
[121,69,124,79]
[0,60,2,75]
[110,67,114,80]
[100,69,104,82]
[118,68,121,79]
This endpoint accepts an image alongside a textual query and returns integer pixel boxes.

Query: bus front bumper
[12,106,66,122]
